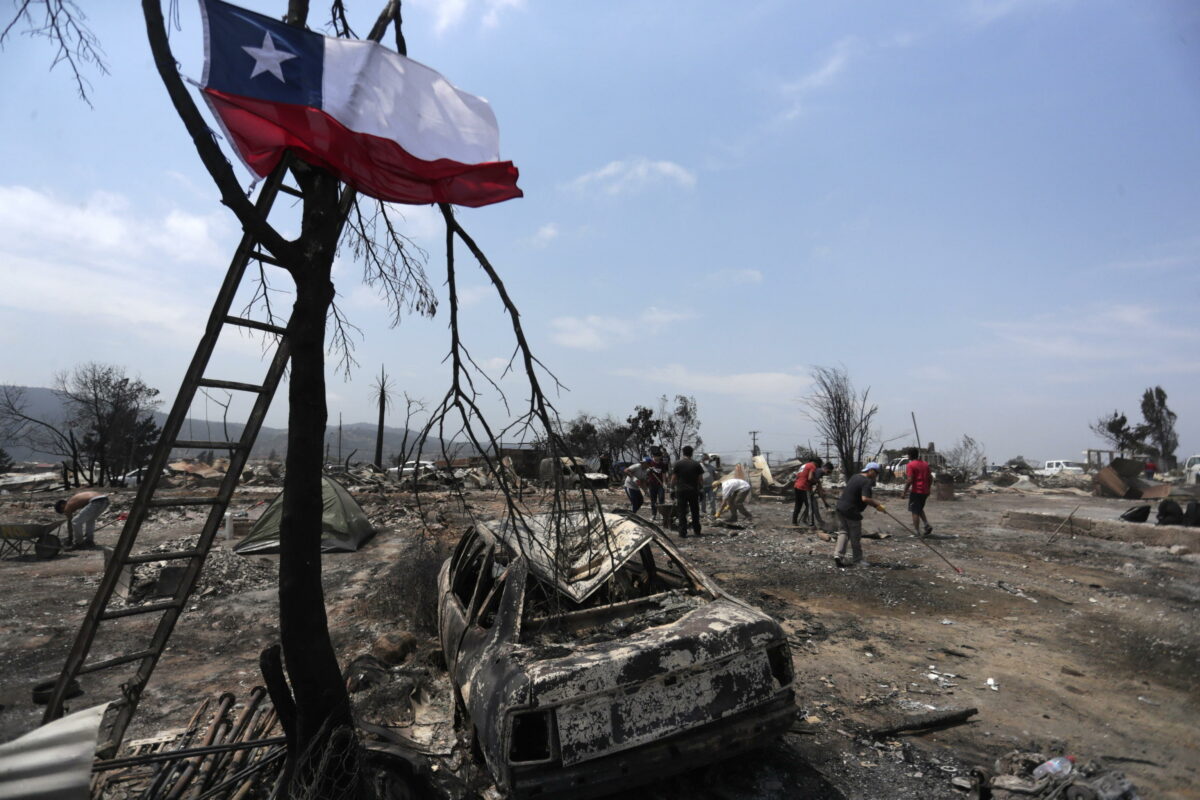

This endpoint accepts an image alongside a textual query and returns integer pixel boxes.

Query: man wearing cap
[833,462,885,567]
[55,490,110,548]
[715,477,753,523]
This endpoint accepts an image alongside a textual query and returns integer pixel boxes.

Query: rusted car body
[437,511,795,799]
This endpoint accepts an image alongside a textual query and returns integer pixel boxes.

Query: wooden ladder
[41,162,315,756]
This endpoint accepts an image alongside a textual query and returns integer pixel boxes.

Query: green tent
[234,475,376,555]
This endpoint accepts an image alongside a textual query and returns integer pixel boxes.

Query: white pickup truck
[1036,460,1086,476]
[1185,455,1200,485]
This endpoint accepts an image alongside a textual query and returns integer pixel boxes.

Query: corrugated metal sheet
[0,703,108,800]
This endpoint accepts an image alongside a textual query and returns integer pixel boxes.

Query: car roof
[477,511,656,604]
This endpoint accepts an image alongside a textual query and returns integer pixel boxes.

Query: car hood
[521,596,782,705]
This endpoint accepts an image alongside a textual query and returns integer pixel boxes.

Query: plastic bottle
[1032,755,1075,780]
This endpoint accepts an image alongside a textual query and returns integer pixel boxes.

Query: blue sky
[1,0,1198,465]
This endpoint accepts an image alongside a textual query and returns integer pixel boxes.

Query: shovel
[877,506,963,574]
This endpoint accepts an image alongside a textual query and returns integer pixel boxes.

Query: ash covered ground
[1,482,1196,799]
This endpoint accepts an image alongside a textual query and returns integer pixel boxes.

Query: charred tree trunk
[276,169,357,793]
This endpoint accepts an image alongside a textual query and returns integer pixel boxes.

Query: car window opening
[519,539,710,645]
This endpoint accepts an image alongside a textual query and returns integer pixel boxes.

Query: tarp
[234,475,375,554]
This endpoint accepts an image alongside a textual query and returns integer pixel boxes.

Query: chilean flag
[199,0,521,207]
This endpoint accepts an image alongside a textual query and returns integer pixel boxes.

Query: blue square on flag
[198,0,521,206]
[202,0,323,108]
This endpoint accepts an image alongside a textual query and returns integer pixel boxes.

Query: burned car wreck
[438,511,795,798]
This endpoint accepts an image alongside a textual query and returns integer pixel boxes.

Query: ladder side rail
[98,337,293,752]
[41,165,293,724]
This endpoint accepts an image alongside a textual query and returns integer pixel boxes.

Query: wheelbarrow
[0,522,66,560]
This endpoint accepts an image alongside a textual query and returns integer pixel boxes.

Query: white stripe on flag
[322,38,501,165]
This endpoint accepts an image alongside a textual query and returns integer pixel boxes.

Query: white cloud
[529,223,559,248]
[549,307,692,351]
[965,0,1070,27]
[412,0,523,33]
[0,185,258,350]
[482,0,524,28]
[456,284,493,308]
[707,268,762,285]
[780,37,862,120]
[611,364,810,405]
[981,303,1200,369]
[570,158,697,195]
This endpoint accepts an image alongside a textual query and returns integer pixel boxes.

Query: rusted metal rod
[93,737,288,771]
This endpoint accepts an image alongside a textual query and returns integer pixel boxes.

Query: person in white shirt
[714,477,753,522]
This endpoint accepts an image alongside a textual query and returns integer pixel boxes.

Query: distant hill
[0,386,461,464]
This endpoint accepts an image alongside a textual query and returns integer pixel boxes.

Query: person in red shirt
[902,447,933,536]
[792,457,827,527]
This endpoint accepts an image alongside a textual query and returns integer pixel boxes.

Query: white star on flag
[243,32,296,81]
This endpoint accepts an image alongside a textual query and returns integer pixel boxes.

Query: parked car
[537,456,608,489]
[1184,455,1200,485]
[1036,460,1086,476]
[386,460,436,480]
[438,512,796,799]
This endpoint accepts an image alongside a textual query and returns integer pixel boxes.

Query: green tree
[1139,386,1179,467]
[1090,411,1141,453]
[0,446,13,473]
[625,405,661,458]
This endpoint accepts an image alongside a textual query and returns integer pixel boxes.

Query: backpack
[1119,505,1151,523]
[1156,499,1184,526]
[1185,501,1200,528]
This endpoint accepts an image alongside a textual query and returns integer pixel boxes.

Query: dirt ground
[1,481,1197,799]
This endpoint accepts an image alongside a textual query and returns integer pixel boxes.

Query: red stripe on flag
[204,89,522,208]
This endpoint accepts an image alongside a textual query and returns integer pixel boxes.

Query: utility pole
[749,430,760,457]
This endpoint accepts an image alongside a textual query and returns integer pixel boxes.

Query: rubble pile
[119,537,277,603]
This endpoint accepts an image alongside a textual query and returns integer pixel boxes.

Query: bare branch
[3,0,109,106]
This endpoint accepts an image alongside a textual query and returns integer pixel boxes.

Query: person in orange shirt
[902,447,934,536]
[55,490,110,548]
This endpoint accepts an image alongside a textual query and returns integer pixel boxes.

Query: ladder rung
[250,250,282,266]
[225,315,287,336]
[278,183,303,198]
[125,549,205,565]
[100,600,182,621]
[172,440,243,450]
[79,650,157,675]
[147,497,220,508]
[197,378,267,394]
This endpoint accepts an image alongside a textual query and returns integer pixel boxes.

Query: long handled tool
[877,506,963,574]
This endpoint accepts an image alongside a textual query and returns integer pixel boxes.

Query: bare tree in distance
[370,365,393,470]
[803,365,878,479]
[390,392,428,471]
[942,434,985,482]
[0,385,83,485]
[2,0,108,104]
[657,394,702,459]
[1,365,160,487]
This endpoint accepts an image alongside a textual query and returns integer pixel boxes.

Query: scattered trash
[985,678,999,691]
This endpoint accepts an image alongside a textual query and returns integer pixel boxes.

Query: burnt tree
[143,1,431,794]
